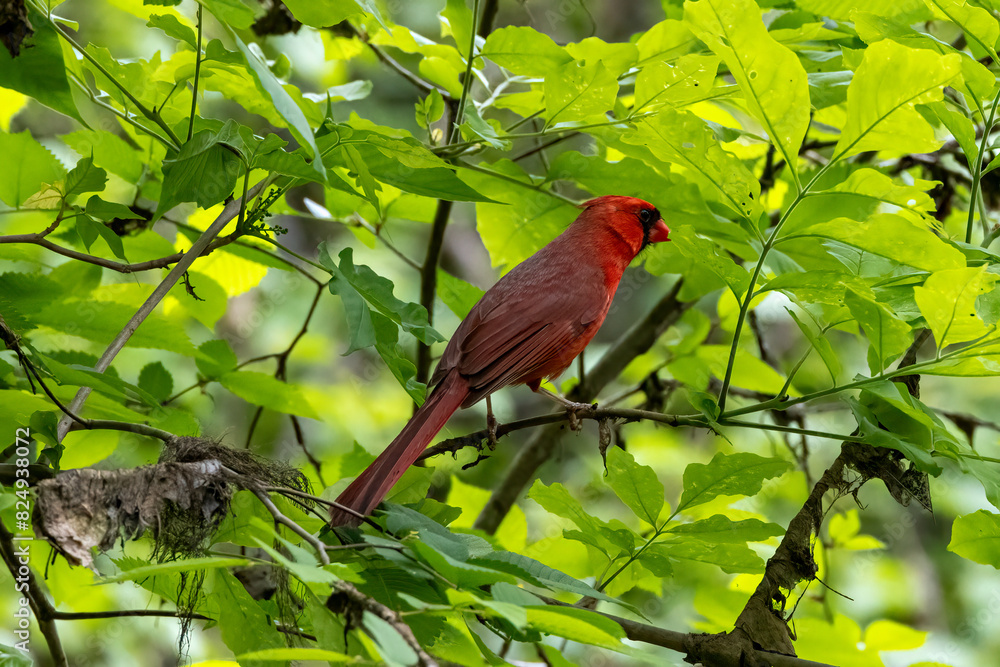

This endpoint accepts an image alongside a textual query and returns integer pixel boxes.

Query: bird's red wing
[452,288,607,406]
[459,320,587,406]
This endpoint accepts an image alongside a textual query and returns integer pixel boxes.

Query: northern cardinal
[329,195,670,526]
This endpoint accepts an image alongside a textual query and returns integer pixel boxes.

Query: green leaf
[678,452,792,512]
[63,130,144,183]
[85,196,142,221]
[364,611,418,665]
[604,447,665,525]
[138,362,173,402]
[524,606,625,650]
[75,216,127,262]
[219,370,319,419]
[326,246,443,345]
[472,552,626,607]
[102,556,248,583]
[667,514,784,543]
[846,390,943,474]
[440,0,473,57]
[618,109,762,221]
[544,60,618,125]
[206,568,285,665]
[460,160,578,269]
[948,510,1000,568]
[34,300,196,355]
[63,155,108,198]
[634,54,720,110]
[792,214,966,272]
[436,269,484,319]
[528,480,610,538]
[843,286,913,372]
[566,37,638,76]
[646,225,750,296]
[343,143,380,213]
[786,309,841,383]
[202,0,258,29]
[649,540,765,574]
[0,6,82,123]
[685,0,809,173]
[146,14,196,48]
[481,25,572,76]
[828,168,937,217]
[280,0,367,27]
[835,40,961,158]
[155,129,243,218]
[232,33,323,177]
[460,105,511,150]
[915,266,999,350]
[922,0,999,61]
[0,130,64,207]
[416,89,445,129]
[196,339,239,379]
[236,648,353,662]
[808,70,853,109]
[320,124,492,202]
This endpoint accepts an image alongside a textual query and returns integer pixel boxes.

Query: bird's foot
[486,410,499,450]
[565,401,596,431]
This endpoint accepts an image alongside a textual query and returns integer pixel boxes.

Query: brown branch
[474,278,688,533]
[329,581,438,667]
[477,0,500,37]
[536,594,834,667]
[0,520,67,666]
[251,489,330,565]
[419,406,706,462]
[732,331,933,657]
[416,200,454,386]
[0,231,240,274]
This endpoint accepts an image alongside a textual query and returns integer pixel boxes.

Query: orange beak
[649,219,670,243]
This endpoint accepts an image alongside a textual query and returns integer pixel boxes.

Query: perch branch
[330,581,438,667]
[474,279,687,533]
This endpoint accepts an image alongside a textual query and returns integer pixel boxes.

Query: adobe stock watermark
[9,427,33,654]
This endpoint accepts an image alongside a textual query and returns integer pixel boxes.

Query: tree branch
[536,594,835,667]
[0,520,67,666]
[732,332,933,657]
[55,180,267,442]
[474,279,688,533]
[329,581,438,667]
[416,200,454,386]
[0,231,240,274]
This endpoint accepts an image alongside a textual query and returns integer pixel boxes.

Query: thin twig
[55,181,267,441]
[187,3,204,142]
[330,581,439,667]
[348,24,452,99]
[250,489,330,566]
[0,231,240,274]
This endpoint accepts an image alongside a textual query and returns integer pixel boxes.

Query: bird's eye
[639,209,652,224]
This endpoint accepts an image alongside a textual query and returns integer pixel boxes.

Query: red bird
[329,195,670,526]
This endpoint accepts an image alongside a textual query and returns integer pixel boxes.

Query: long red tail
[329,370,468,526]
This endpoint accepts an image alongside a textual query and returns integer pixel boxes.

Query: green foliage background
[2,0,1000,665]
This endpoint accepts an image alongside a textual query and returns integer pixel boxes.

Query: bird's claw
[565,401,596,431]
